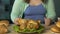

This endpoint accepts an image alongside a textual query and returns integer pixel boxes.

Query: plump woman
[11,0,56,26]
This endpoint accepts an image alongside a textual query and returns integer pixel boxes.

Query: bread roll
[0,25,8,33]
[56,21,60,28]
[51,26,60,33]
[0,20,9,27]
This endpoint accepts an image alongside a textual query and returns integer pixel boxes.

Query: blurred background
[0,0,14,23]
[0,0,60,23]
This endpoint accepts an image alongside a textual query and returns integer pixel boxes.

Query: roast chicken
[17,18,41,30]
[17,18,28,30]
[27,19,40,29]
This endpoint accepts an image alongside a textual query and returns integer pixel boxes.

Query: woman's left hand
[44,18,51,26]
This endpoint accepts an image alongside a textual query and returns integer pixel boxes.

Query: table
[7,24,60,34]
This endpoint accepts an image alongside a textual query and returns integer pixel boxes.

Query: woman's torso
[24,4,46,23]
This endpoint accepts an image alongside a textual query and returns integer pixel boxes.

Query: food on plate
[0,20,9,27]
[13,25,44,33]
[19,25,26,30]
[51,19,60,33]
[17,18,28,30]
[56,21,60,28]
[0,25,8,33]
[51,26,60,33]
[0,20,9,33]
[18,18,28,25]
[27,19,40,29]
[13,18,44,33]
[17,18,41,30]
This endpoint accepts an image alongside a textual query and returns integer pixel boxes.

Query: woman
[11,0,56,26]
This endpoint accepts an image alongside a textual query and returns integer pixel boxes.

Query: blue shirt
[24,4,46,23]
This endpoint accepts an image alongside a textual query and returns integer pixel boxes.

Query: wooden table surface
[7,24,60,34]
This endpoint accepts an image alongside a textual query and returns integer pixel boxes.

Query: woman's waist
[24,15,45,18]
[24,14,45,16]
[24,15,45,22]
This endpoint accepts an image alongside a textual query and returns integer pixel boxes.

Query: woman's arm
[46,0,56,20]
[11,0,24,22]
[45,0,56,26]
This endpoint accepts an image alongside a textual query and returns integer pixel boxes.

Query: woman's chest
[24,4,46,15]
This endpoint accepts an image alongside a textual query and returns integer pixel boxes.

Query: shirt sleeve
[10,0,24,22]
[46,0,56,20]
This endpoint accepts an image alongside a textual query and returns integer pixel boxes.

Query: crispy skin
[51,26,60,33]
[17,18,40,30]
[19,25,26,30]
[0,20,9,27]
[56,21,60,28]
[18,18,28,25]
[18,18,27,30]
[0,25,8,33]
[27,20,40,29]
[0,20,9,33]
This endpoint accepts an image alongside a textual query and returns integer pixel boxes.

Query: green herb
[13,25,20,32]
[13,25,44,33]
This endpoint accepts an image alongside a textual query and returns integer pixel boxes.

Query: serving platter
[13,24,45,34]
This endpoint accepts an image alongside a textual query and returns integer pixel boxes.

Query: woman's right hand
[14,18,20,25]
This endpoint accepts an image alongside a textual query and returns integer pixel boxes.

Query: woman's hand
[14,18,20,25]
[44,18,51,26]
[44,18,51,29]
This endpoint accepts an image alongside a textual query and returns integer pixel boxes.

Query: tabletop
[7,24,60,34]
